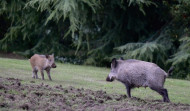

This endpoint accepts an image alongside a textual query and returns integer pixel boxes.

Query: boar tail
[167,66,174,77]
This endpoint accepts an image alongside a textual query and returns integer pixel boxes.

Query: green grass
[0,57,190,104]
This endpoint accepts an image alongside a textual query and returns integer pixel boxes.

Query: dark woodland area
[0,0,190,79]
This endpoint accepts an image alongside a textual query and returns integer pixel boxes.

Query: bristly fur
[106,58,173,102]
[29,54,56,81]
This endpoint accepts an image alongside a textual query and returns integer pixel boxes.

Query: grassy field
[0,57,190,104]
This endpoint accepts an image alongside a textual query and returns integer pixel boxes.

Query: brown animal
[29,54,56,81]
[106,58,173,102]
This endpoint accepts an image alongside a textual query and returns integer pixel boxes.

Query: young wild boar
[106,58,173,102]
[29,54,56,81]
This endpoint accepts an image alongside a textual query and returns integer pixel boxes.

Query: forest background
[0,0,190,80]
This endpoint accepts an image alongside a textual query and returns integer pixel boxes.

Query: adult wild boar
[29,54,56,81]
[106,58,173,102]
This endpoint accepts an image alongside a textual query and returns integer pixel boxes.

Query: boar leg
[40,70,45,80]
[32,69,38,79]
[150,87,170,102]
[161,88,170,102]
[35,72,38,79]
[32,70,35,78]
[45,68,52,81]
[124,84,131,98]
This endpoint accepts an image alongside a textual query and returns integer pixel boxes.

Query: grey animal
[29,54,57,81]
[106,58,173,102]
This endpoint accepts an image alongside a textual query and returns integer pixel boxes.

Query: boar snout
[51,63,56,68]
[106,76,114,82]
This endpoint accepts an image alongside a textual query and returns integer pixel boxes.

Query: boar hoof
[164,99,170,102]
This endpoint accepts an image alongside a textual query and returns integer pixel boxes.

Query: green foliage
[168,37,190,79]
[128,0,157,15]
[170,37,190,66]
[114,42,167,67]
[25,0,99,37]
[1,0,190,79]
[170,0,190,25]
[83,0,163,66]
[25,0,99,55]
[0,0,46,53]
[0,0,99,57]
[164,0,190,79]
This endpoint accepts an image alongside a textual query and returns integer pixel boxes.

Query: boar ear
[52,53,54,56]
[120,57,124,60]
[45,55,49,58]
[111,58,117,68]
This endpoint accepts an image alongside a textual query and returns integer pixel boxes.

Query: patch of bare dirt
[0,77,189,111]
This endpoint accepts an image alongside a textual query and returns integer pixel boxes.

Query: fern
[167,36,190,79]
[128,0,157,15]
[114,42,167,66]
[168,37,190,65]
[25,0,99,54]
[26,0,99,38]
